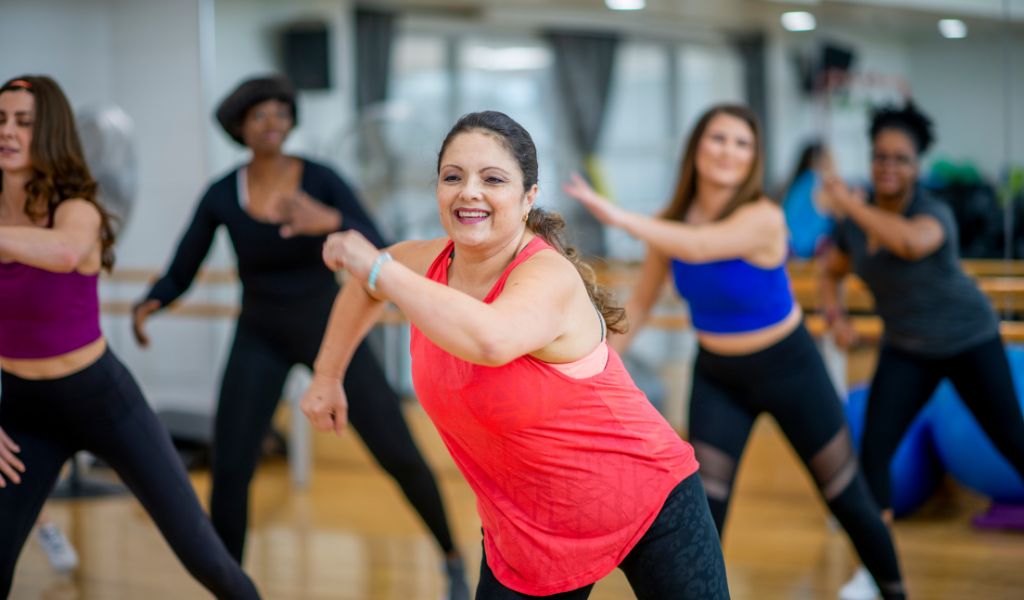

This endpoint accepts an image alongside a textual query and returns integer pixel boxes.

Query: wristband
[367,252,393,293]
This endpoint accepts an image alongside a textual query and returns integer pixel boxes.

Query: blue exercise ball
[845,386,945,517]
[928,349,1024,503]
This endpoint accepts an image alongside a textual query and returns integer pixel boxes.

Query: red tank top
[410,237,698,595]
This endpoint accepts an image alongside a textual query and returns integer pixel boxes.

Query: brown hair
[661,104,766,222]
[0,75,116,270]
[438,111,626,334]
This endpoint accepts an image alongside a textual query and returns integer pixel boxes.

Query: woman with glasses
[819,100,1024,594]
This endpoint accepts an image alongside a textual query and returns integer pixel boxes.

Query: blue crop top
[671,258,795,333]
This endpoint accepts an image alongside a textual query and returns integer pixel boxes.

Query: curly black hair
[869,99,935,155]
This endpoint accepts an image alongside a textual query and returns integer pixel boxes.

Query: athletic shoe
[839,566,880,600]
[36,522,78,574]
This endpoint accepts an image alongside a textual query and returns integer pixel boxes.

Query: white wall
[766,26,1022,189]
[0,0,115,106]
[907,36,1024,176]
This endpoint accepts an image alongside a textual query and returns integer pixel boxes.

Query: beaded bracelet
[368,252,393,293]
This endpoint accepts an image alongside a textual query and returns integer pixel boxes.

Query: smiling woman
[302,110,729,600]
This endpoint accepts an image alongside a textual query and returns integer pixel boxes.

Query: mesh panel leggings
[210,291,455,562]
[862,336,1024,510]
[0,350,259,599]
[688,325,905,600]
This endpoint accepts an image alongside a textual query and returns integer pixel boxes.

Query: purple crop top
[0,261,102,359]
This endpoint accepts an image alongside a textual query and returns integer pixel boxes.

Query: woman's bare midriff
[695,304,803,356]
[0,337,107,380]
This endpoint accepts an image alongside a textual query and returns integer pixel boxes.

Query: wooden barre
[102,268,237,285]
[101,301,1024,345]
[102,259,1024,285]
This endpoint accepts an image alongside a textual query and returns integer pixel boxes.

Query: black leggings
[863,336,1024,510]
[0,349,259,599]
[210,290,454,562]
[688,325,904,600]
[475,474,730,599]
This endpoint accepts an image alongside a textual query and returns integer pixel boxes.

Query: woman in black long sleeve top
[132,76,468,600]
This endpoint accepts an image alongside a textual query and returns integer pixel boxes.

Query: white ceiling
[363,0,1024,33]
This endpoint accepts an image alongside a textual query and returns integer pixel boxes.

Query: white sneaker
[839,566,880,600]
[36,522,78,573]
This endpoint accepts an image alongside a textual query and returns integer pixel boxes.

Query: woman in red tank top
[301,111,729,599]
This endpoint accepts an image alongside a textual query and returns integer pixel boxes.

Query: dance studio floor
[10,406,1024,599]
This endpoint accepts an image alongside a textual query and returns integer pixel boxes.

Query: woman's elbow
[474,338,518,367]
[675,241,707,263]
[897,241,932,261]
[467,325,525,366]
[51,245,84,272]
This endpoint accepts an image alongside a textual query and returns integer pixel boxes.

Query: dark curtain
[733,32,771,183]
[354,7,396,112]
[546,30,620,256]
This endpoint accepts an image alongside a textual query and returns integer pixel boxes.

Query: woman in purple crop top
[564,104,906,600]
[0,75,259,599]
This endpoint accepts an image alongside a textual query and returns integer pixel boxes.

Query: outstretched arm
[133,191,220,346]
[563,172,784,264]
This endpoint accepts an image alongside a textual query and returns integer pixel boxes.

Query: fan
[76,105,138,238]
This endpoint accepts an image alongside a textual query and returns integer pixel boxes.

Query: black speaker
[280,22,331,90]
[821,42,855,76]
[791,41,857,95]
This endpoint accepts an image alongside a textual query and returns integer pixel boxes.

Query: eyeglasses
[871,152,915,167]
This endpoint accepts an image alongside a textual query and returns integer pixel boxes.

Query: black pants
[863,335,1024,510]
[688,325,905,600]
[475,474,730,599]
[210,289,454,562]
[0,350,259,599]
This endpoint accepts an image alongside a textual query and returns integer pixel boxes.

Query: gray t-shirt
[833,190,999,357]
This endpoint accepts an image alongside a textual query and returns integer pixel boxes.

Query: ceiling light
[465,47,552,71]
[606,0,645,11]
[938,19,967,39]
[781,11,817,32]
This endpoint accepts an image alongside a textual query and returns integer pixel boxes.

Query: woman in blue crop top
[129,76,468,599]
[564,104,905,600]
[0,75,259,598]
[820,103,1024,537]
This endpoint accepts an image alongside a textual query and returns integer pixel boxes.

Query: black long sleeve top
[144,158,386,308]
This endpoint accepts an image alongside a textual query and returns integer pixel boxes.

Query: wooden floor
[10,405,1024,600]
